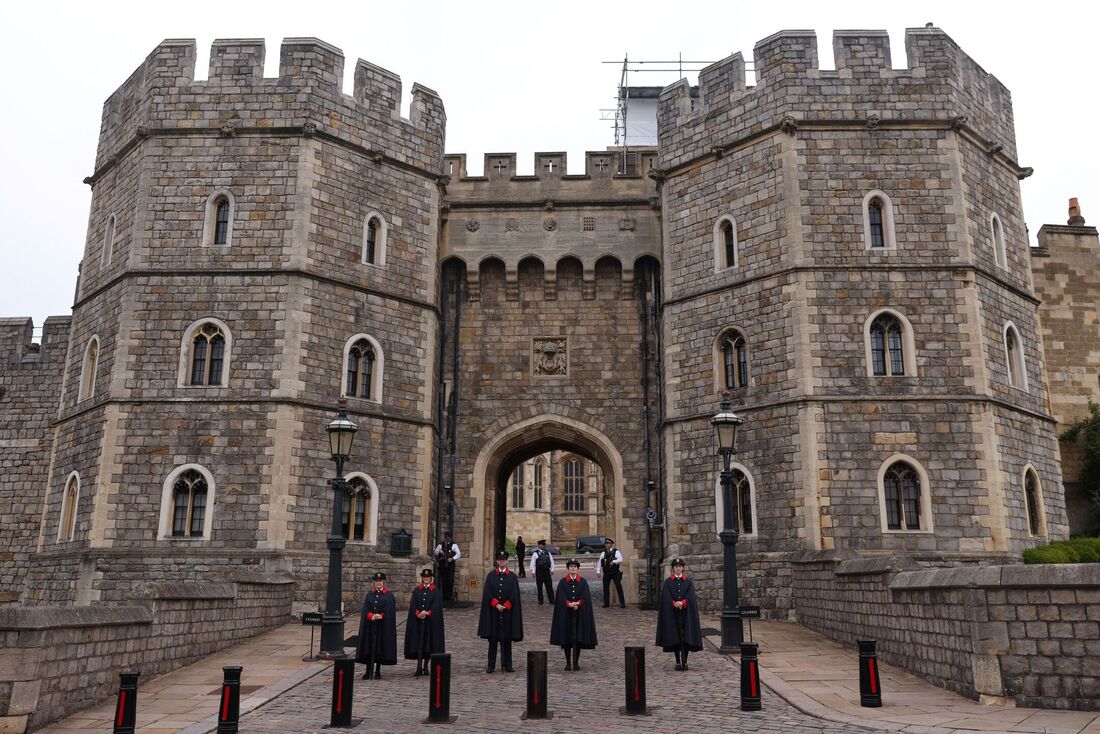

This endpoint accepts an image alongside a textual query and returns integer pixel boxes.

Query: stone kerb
[0,576,295,733]
[656,26,1018,171]
[91,37,445,181]
[792,560,1100,711]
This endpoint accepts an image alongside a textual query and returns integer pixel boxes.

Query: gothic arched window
[868,199,885,248]
[342,475,375,542]
[991,214,1007,269]
[714,215,738,270]
[511,463,525,509]
[533,459,545,509]
[719,329,749,389]
[563,458,585,512]
[171,469,209,538]
[346,339,376,400]
[362,212,388,266]
[1024,469,1043,536]
[58,472,80,542]
[190,322,227,386]
[862,190,896,250]
[869,313,905,376]
[78,336,99,402]
[1004,323,1028,391]
[882,461,922,531]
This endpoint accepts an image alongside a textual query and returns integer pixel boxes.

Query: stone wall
[1031,218,1100,534]
[0,573,294,733]
[0,317,70,604]
[791,557,1100,710]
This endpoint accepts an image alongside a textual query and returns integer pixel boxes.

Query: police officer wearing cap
[355,572,397,679]
[655,558,703,671]
[595,537,625,608]
[433,532,461,603]
[404,568,445,676]
[528,539,555,604]
[550,559,597,670]
[477,551,523,673]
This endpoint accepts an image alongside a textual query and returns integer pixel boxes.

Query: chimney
[1068,197,1086,226]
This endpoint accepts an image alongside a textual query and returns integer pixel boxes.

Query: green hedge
[1023,537,1100,564]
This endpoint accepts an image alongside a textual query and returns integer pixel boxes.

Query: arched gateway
[462,414,637,602]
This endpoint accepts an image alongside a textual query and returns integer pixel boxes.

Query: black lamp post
[320,399,358,658]
[711,392,745,653]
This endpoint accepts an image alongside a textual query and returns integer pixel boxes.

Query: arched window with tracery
[190,323,226,386]
[719,330,749,390]
[346,339,376,400]
[882,461,922,531]
[870,313,905,376]
[171,469,209,538]
[724,469,754,534]
[342,475,374,542]
[511,463,525,508]
[563,458,585,512]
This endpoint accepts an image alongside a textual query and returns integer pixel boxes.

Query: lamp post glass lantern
[711,393,745,652]
[321,400,358,657]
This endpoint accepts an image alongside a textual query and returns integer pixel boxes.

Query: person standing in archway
[550,559,597,670]
[433,532,461,603]
[529,539,556,604]
[596,537,625,608]
[655,558,703,671]
[478,551,523,673]
[515,535,526,577]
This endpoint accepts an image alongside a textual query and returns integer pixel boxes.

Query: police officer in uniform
[433,532,461,603]
[655,558,703,671]
[404,568,445,676]
[528,539,555,604]
[355,572,397,679]
[550,559,597,670]
[477,551,523,673]
[595,537,625,608]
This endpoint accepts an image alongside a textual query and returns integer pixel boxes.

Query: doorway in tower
[501,452,608,560]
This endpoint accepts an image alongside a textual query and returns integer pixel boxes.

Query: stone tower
[21,38,445,605]
[656,27,1067,611]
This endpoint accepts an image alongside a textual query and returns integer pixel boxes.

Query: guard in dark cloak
[404,568,445,676]
[355,572,397,679]
[477,551,523,673]
[549,559,597,670]
[655,558,703,671]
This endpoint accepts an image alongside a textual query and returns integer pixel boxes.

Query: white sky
[2,1,1097,331]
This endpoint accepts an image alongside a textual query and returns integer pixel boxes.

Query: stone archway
[464,413,636,602]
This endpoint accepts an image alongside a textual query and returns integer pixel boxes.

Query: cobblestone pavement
[243,583,876,734]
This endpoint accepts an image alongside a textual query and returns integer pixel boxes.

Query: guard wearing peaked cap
[655,558,703,671]
[550,559,597,670]
[477,551,523,673]
[404,568,445,676]
[356,572,397,679]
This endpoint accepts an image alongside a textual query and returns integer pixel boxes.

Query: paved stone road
[243,582,875,733]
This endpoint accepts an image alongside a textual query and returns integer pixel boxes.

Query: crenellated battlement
[658,27,1018,171]
[93,37,445,178]
[443,149,657,205]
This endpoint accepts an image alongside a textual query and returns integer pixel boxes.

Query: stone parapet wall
[0,574,294,733]
[791,557,1100,710]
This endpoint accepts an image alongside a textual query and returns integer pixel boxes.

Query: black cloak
[355,587,398,665]
[549,574,598,649]
[477,568,524,642]
[655,574,703,652]
[404,583,446,659]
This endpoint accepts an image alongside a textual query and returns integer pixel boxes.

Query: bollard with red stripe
[858,640,883,707]
[425,653,456,723]
[620,646,649,716]
[739,642,762,711]
[329,658,355,728]
[523,650,551,720]
[215,666,242,734]
[113,671,139,734]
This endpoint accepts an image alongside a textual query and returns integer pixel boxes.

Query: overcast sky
[2,1,1096,331]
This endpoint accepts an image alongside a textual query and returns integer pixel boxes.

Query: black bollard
[523,650,552,720]
[739,642,762,711]
[425,653,456,723]
[216,666,242,734]
[620,646,649,716]
[329,658,355,728]
[113,671,139,734]
[858,640,883,707]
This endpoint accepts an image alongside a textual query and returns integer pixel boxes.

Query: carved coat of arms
[532,337,568,376]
